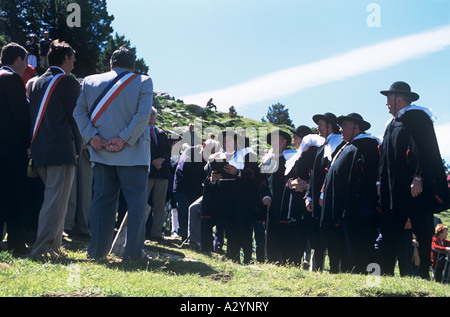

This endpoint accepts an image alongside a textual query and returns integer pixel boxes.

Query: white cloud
[181,25,450,112]
[435,122,450,163]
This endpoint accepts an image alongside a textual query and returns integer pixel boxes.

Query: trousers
[147,178,168,238]
[32,164,75,256]
[88,164,148,260]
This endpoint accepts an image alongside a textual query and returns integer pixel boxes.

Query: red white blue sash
[0,67,13,76]
[31,73,66,144]
[89,71,139,125]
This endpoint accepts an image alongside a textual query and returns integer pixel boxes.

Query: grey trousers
[147,178,169,238]
[188,196,203,245]
[88,164,149,260]
[31,164,75,256]
[65,149,93,234]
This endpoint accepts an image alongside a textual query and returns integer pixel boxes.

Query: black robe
[321,136,380,225]
[379,109,449,215]
[306,135,345,219]
[259,151,292,263]
[262,155,287,224]
[378,108,449,278]
[320,135,380,273]
[281,146,318,222]
[202,149,260,263]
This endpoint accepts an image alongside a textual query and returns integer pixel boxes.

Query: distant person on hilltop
[206,98,217,111]
[228,106,237,118]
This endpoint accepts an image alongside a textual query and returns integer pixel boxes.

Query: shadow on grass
[25,237,221,278]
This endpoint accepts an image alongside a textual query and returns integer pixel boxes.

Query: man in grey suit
[73,46,153,260]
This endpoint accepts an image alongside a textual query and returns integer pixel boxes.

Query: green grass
[1,212,450,298]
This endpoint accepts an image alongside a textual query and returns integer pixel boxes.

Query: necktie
[151,127,157,145]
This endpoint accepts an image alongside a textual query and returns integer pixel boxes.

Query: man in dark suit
[147,107,172,242]
[28,40,82,258]
[0,43,31,255]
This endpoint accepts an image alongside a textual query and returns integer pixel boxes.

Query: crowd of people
[1,39,450,283]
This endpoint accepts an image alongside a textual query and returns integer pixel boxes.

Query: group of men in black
[197,81,449,281]
[1,38,449,279]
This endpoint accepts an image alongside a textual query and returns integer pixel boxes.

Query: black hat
[289,125,312,138]
[267,129,292,146]
[312,112,338,126]
[380,81,419,102]
[337,113,371,131]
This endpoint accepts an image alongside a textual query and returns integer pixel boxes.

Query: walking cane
[264,205,269,262]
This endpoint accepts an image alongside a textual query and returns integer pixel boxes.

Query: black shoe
[148,236,166,244]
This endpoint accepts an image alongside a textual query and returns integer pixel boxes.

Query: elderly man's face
[385,94,398,116]
[293,134,302,149]
[149,110,157,126]
[340,120,358,143]
[317,119,330,138]
[272,135,287,154]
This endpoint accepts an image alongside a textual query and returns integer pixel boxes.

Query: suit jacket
[149,126,171,179]
[73,67,153,168]
[0,67,31,162]
[29,67,82,167]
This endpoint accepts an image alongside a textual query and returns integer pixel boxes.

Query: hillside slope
[153,93,299,151]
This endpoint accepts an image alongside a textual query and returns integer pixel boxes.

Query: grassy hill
[153,93,297,152]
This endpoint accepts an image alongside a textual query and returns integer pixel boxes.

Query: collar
[1,66,15,73]
[112,67,133,75]
[50,66,66,74]
[396,104,437,122]
[325,133,339,143]
[352,133,381,145]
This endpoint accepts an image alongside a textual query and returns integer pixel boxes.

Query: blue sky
[106,0,450,161]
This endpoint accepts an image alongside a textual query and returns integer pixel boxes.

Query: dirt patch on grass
[0,262,12,269]
[42,291,105,297]
[207,271,233,283]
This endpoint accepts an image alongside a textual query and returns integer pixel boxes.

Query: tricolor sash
[0,67,12,76]
[31,73,67,144]
[89,71,139,125]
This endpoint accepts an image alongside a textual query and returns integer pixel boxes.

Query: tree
[262,102,295,128]
[97,33,149,75]
[1,0,117,77]
[33,0,114,78]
